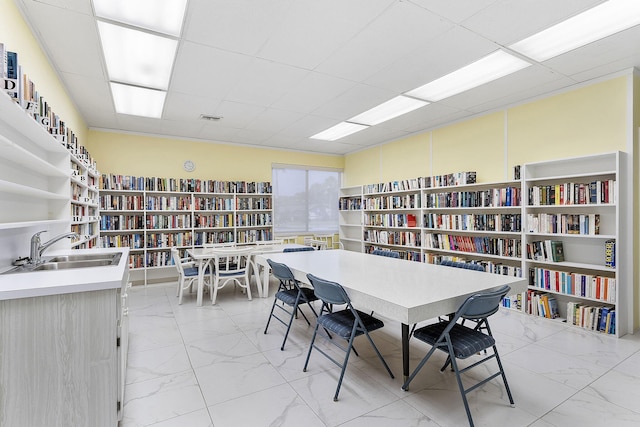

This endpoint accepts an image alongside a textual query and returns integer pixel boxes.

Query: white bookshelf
[339,152,630,336]
[338,185,363,252]
[99,176,273,284]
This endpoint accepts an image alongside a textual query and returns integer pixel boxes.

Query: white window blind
[272,166,341,234]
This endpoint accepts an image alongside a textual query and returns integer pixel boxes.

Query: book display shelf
[0,90,99,250]
[339,152,630,336]
[99,174,273,284]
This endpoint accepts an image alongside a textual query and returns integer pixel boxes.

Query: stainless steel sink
[32,259,115,270]
[46,253,121,263]
[2,252,122,274]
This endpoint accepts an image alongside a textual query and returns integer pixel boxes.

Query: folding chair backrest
[267,259,296,282]
[372,249,400,258]
[441,260,484,271]
[307,274,350,306]
[283,246,315,253]
[170,247,184,274]
[456,285,510,321]
[213,247,252,274]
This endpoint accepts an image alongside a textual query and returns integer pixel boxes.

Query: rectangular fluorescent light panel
[510,0,640,62]
[93,0,187,37]
[406,50,531,102]
[349,96,429,126]
[111,83,166,118]
[310,122,369,141]
[98,21,178,90]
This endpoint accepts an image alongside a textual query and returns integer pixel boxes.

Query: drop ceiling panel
[278,115,338,138]
[210,101,265,129]
[409,0,500,24]
[183,0,290,55]
[310,83,397,121]
[20,2,104,77]
[196,123,240,141]
[256,0,396,70]
[162,92,222,122]
[364,26,500,93]
[160,119,205,138]
[314,1,453,82]
[246,108,304,133]
[271,72,357,114]
[224,58,309,107]
[170,41,253,99]
[18,0,93,14]
[461,0,606,45]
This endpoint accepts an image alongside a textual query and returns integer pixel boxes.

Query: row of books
[194,213,234,228]
[146,214,193,230]
[100,173,272,194]
[527,180,615,206]
[338,197,362,210]
[423,213,522,233]
[364,213,417,228]
[424,187,521,208]
[100,215,145,231]
[362,171,477,194]
[363,230,421,247]
[526,239,565,262]
[236,229,274,243]
[100,234,144,249]
[236,213,272,227]
[425,234,522,258]
[529,267,616,302]
[1,42,97,171]
[364,194,420,210]
[146,196,192,211]
[526,213,600,235]
[146,232,193,248]
[70,203,98,218]
[567,302,615,334]
[236,197,272,210]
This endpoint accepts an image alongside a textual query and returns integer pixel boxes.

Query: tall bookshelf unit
[338,185,363,252]
[99,175,273,284]
[522,152,629,336]
[339,152,630,337]
[70,153,100,248]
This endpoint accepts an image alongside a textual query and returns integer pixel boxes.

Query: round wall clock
[183,160,196,172]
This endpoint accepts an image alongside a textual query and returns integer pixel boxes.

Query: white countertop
[0,247,130,301]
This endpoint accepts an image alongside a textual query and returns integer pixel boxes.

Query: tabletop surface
[261,250,527,324]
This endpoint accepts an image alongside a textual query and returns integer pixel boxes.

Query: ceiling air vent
[199,114,223,121]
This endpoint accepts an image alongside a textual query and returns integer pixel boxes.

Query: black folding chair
[303,273,394,401]
[402,285,514,427]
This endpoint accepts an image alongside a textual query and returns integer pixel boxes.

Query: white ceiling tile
[196,123,241,141]
[18,0,93,15]
[272,72,357,114]
[171,41,252,99]
[224,58,309,106]
[246,108,304,133]
[409,0,500,24]
[278,115,339,138]
[163,92,221,122]
[21,2,105,77]
[364,26,498,93]
[310,83,396,121]
[256,0,396,69]
[462,0,606,45]
[160,119,206,138]
[183,0,290,55]
[211,101,266,129]
[315,1,452,82]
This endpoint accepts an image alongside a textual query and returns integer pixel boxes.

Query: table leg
[196,259,204,306]
[262,259,270,298]
[402,323,410,381]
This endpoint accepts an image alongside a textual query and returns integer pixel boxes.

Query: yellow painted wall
[432,111,505,183]
[86,130,344,182]
[507,77,627,168]
[343,146,382,186]
[0,0,87,143]
[380,133,431,182]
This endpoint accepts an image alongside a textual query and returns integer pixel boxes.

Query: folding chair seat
[371,249,400,258]
[402,285,514,427]
[264,259,320,350]
[304,274,394,401]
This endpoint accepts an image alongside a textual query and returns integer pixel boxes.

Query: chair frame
[171,247,211,305]
[402,285,514,427]
[304,274,394,401]
[209,247,255,304]
[264,259,320,350]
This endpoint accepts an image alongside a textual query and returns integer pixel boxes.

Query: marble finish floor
[122,280,640,427]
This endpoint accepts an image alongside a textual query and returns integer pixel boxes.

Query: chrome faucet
[29,231,78,265]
